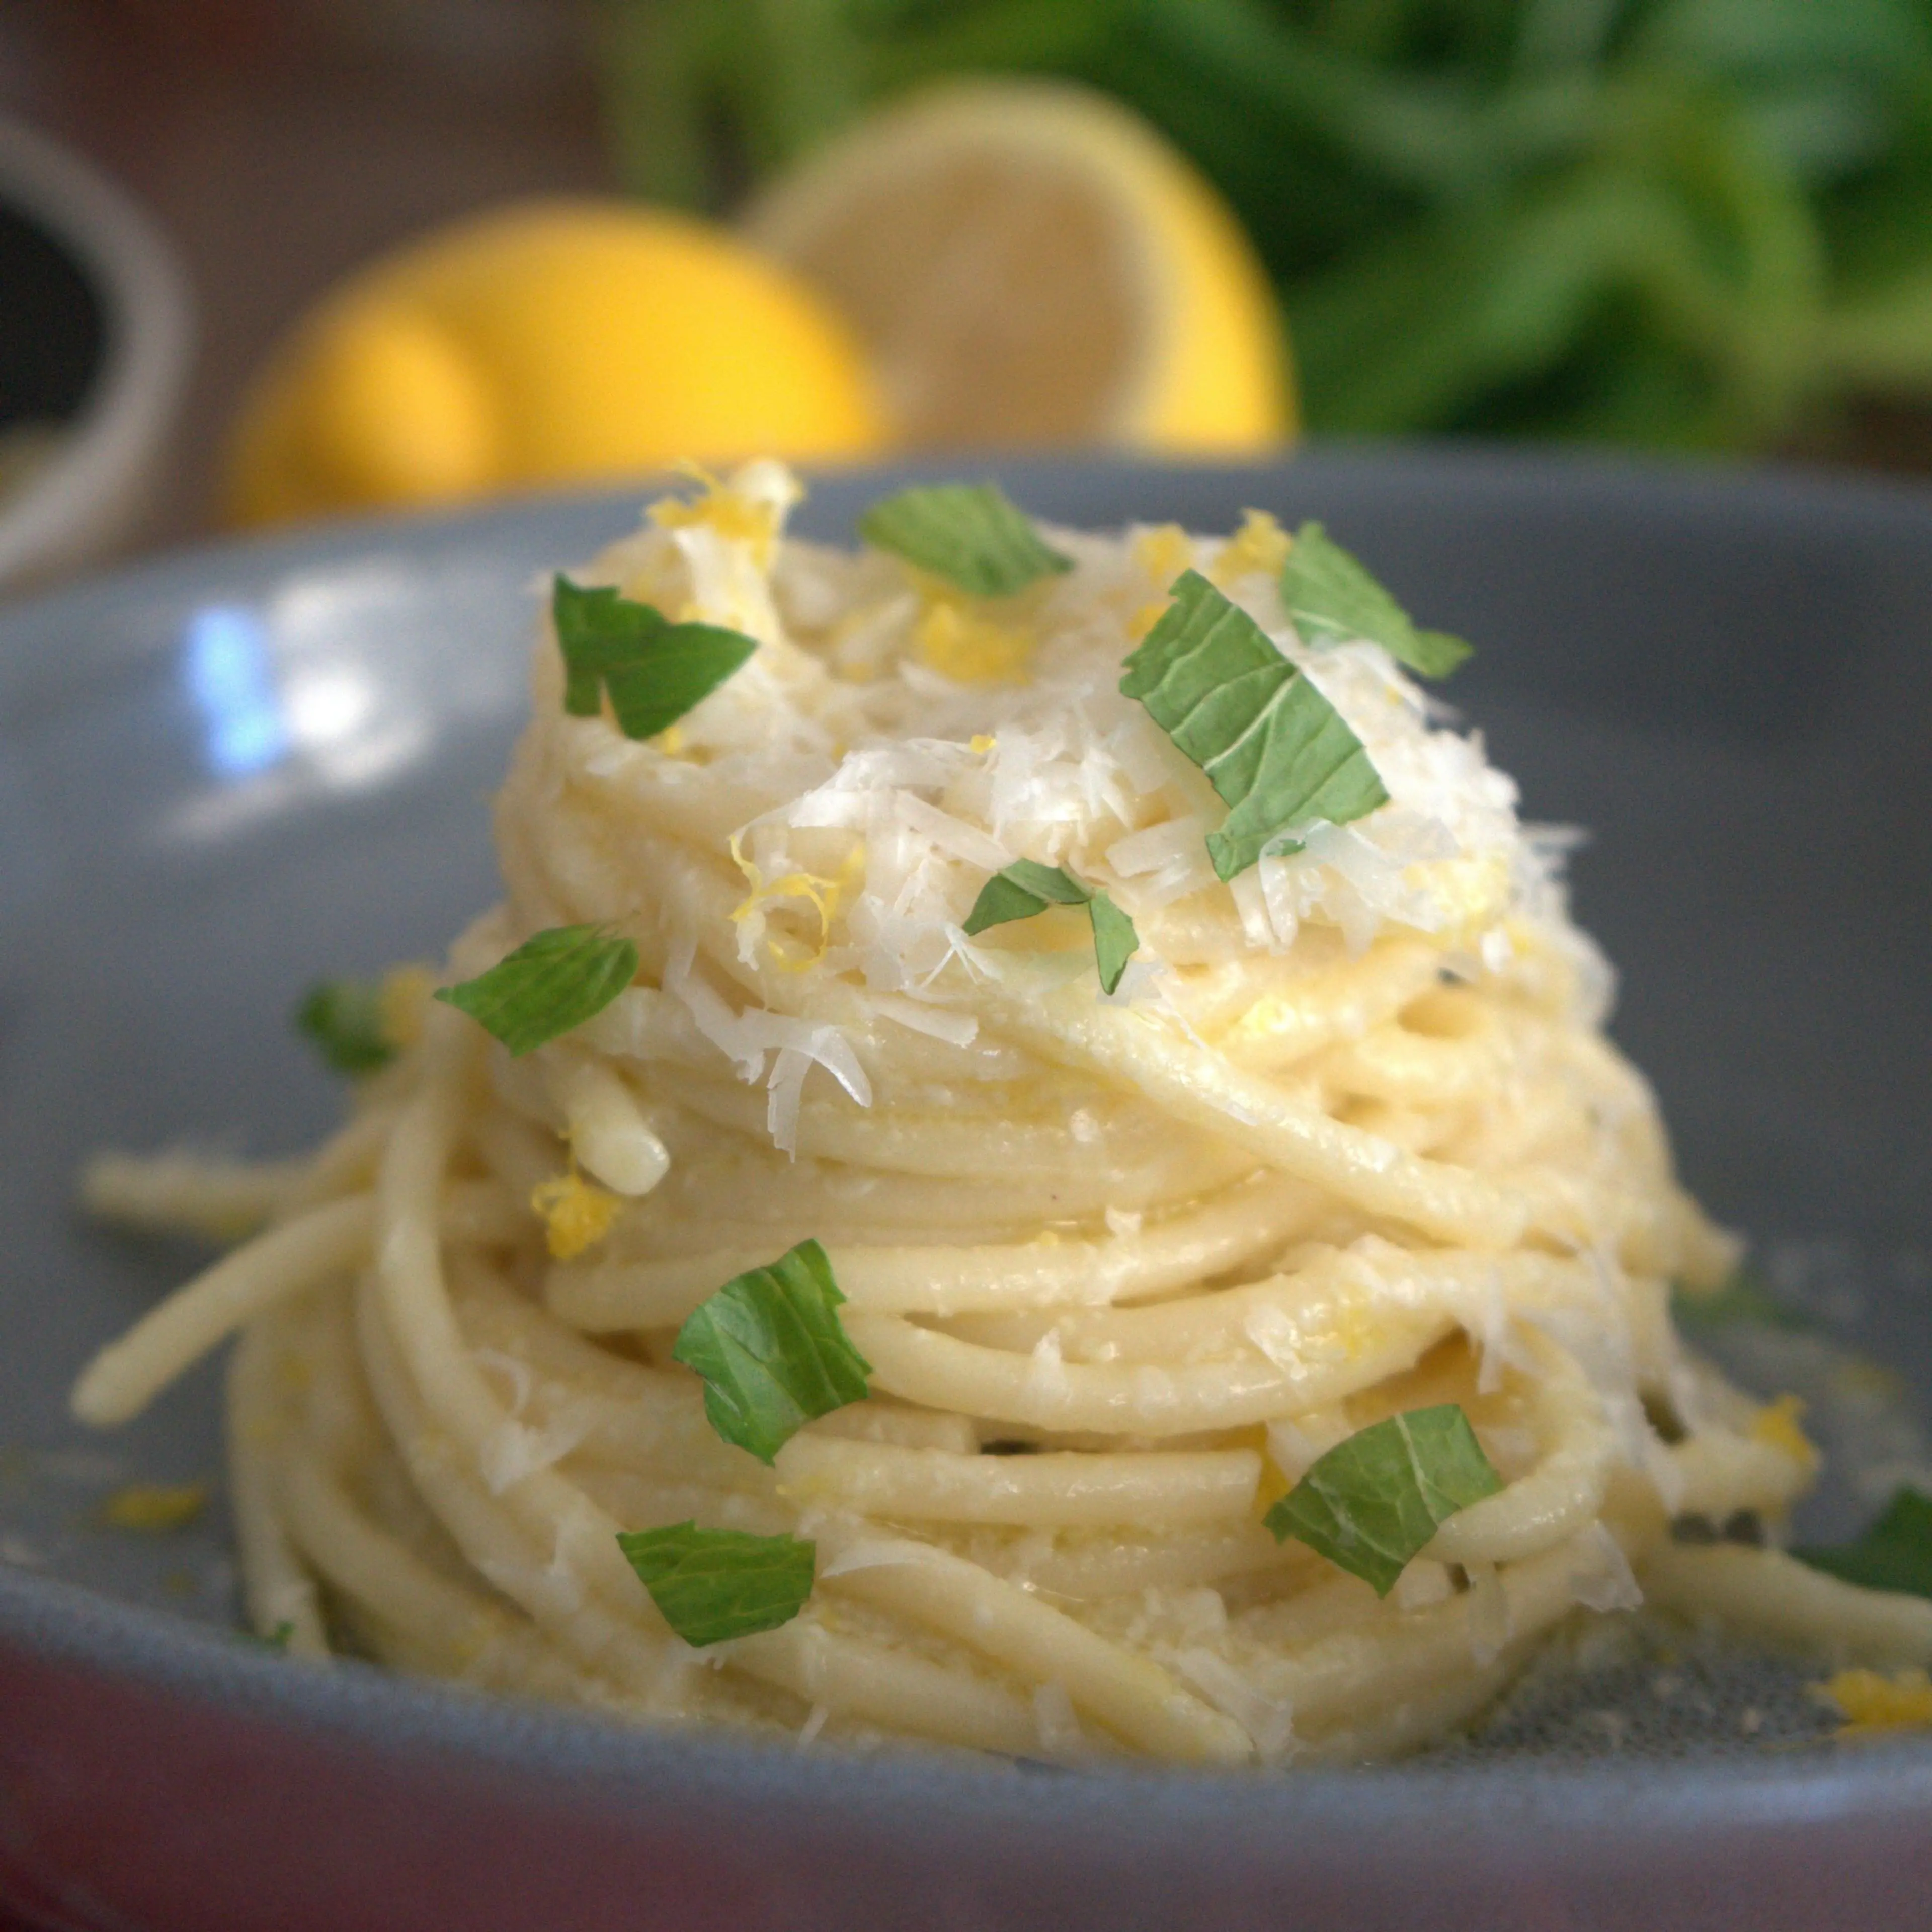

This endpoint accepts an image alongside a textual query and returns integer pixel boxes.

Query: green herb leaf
[616,1521,817,1646]
[244,1620,295,1653]
[672,1239,871,1464]
[1264,1404,1504,1596]
[552,574,758,739]
[858,483,1072,597]
[1120,570,1389,880]
[1281,523,1472,678]
[1088,889,1138,995]
[962,858,1092,932]
[1670,1269,1816,1333]
[962,861,1139,994]
[294,980,393,1076]
[1793,1487,1932,1599]
[433,925,637,1058]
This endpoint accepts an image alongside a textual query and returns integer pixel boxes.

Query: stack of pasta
[74,463,1928,1765]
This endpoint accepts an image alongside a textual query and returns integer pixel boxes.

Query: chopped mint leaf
[962,861,1139,995]
[1088,889,1138,995]
[858,482,1072,598]
[963,859,1092,932]
[244,1620,295,1653]
[1671,1269,1816,1334]
[617,1521,816,1646]
[552,574,757,740]
[1282,523,1472,678]
[1120,570,1388,881]
[1264,1404,1503,1596]
[434,925,637,1058]
[672,1239,871,1464]
[1793,1487,1932,1599]
[294,980,393,1076]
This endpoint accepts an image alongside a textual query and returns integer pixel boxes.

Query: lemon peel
[1213,510,1293,586]
[531,1170,624,1261]
[1751,1393,1819,1470]
[914,594,1035,686]
[1134,524,1195,589]
[730,833,864,972]
[98,1483,208,1534]
[651,460,794,569]
[1817,1667,1932,1738]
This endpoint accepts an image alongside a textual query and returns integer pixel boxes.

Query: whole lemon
[225,199,891,527]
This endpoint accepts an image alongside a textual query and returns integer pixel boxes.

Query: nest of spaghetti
[77,463,1925,1767]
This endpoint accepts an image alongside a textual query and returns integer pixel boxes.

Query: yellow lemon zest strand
[1133,523,1194,590]
[530,1170,623,1262]
[1818,1667,1932,1738]
[915,593,1034,685]
[969,734,996,755]
[1212,508,1292,585]
[729,833,860,972]
[99,1483,208,1533]
[377,963,437,1052]
[659,723,686,757]
[652,461,786,568]
[1751,1393,1819,1469]
[1127,599,1171,643]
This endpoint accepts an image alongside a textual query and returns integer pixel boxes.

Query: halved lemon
[743,80,1295,455]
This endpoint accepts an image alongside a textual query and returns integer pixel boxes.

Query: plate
[2,451,1928,1931]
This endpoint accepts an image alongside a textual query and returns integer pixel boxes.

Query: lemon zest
[1127,599,1171,643]
[1751,1393,1819,1469]
[98,1483,208,1534]
[969,734,996,755]
[531,1170,624,1261]
[1133,523,1194,589]
[1212,509,1292,585]
[729,833,862,973]
[1818,1667,1932,1737]
[651,461,785,568]
[377,963,437,1052]
[915,593,1034,685]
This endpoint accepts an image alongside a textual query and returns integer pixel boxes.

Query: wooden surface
[1,0,613,554]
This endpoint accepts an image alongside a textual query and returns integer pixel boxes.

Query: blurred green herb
[294,980,393,1077]
[1282,522,1472,675]
[859,482,1073,595]
[596,0,1932,453]
[1793,1485,1932,1597]
[1670,1266,1816,1332]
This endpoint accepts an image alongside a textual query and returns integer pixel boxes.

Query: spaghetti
[72,463,1929,1764]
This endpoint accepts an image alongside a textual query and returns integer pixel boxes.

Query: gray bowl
[2,451,1928,1931]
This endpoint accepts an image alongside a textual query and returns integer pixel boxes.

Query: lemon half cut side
[743,80,1295,457]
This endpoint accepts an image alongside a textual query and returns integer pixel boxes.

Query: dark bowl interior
[1,448,1929,1932]
[0,203,104,431]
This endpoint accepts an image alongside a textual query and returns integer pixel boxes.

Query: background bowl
[0,117,193,595]
[1,450,1928,1930]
